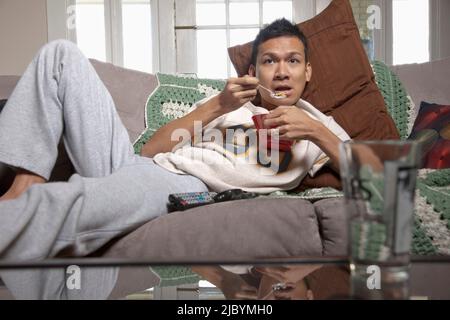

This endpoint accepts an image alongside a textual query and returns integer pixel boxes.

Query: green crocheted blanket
[133,73,225,154]
[371,60,416,140]
[134,66,448,287]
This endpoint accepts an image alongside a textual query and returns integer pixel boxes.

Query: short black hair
[251,18,308,66]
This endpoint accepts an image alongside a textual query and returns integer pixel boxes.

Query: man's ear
[248,64,256,77]
[306,62,312,82]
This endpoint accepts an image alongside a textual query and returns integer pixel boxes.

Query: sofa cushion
[99,198,323,261]
[0,76,20,100]
[313,198,348,256]
[89,59,159,143]
[390,57,450,121]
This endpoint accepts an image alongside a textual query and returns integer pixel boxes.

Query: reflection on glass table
[1,256,449,300]
[191,264,342,300]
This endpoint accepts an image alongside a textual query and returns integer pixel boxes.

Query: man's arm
[140,77,259,158]
[308,122,342,173]
[191,266,258,300]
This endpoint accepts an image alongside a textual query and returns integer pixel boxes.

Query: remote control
[167,189,259,212]
[213,189,259,202]
[167,191,218,212]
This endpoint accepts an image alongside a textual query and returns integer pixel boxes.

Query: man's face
[249,36,312,110]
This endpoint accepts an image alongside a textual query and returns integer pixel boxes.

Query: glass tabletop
[1,256,449,300]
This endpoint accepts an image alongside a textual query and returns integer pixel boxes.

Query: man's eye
[263,59,274,64]
[289,59,300,63]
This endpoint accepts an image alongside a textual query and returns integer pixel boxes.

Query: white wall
[0,0,48,75]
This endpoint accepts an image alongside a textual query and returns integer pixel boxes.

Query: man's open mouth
[273,86,293,97]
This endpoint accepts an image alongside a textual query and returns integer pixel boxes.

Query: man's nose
[274,61,289,80]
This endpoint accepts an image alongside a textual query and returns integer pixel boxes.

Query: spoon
[257,84,287,99]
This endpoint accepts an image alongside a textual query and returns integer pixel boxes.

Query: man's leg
[0,162,208,299]
[0,40,139,200]
[0,40,209,299]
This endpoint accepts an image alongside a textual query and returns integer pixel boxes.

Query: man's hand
[255,265,322,285]
[219,273,258,300]
[263,106,344,174]
[191,266,258,300]
[217,76,259,113]
[263,106,322,141]
[140,75,258,158]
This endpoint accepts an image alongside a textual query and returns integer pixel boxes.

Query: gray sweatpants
[0,40,208,299]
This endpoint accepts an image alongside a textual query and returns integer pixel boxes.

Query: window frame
[188,0,303,78]
[46,0,160,72]
[47,0,442,74]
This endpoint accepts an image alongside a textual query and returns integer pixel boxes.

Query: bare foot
[0,170,46,201]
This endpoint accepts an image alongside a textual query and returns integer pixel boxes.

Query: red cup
[251,114,293,152]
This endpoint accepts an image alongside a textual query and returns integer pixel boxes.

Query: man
[0,19,349,298]
[144,18,349,193]
[191,264,321,300]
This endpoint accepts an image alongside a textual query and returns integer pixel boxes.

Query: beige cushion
[89,59,158,143]
[0,76,20,100]
[99,198,324,261]
[390,57,450,119]
[313,198,348,256]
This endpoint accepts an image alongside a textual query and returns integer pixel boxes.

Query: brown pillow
[228,0,400,189]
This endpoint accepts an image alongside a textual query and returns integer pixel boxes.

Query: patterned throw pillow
[408,102,450,169]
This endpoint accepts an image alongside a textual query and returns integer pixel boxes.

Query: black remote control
[213,189,259,202]
[167,191,217,212]
[167,189,259,212]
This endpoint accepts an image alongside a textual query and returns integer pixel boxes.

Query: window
[75,0,107,62]
[49,0,437,75]
[196,0,293,79]
[392,0,429,65]
[350,0,376,61]
[122,0,153,73]
[74,0,154,73]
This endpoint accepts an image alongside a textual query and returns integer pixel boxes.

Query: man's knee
[39,39,84,60]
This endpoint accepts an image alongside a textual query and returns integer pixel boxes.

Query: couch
[1,55,449,299]
[1,0,449,298]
